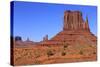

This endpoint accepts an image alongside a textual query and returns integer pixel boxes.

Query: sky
[12,1,97,42]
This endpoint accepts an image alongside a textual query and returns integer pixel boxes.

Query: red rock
[41,10,97,46]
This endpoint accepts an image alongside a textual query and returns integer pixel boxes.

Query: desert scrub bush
[15,56,22,61]
[34,50,40,58]
[63,41,69,50]
[34,60,41,64]
[93,51,96,54]
[79,50,83,55]
[63,44,68,50]
[64,45,68,48]
[61,51,66,56]
[47,50,54,57]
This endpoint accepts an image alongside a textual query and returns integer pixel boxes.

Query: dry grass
[13,43,97,65]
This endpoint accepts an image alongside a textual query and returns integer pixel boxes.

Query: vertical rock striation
[63,10,90,31]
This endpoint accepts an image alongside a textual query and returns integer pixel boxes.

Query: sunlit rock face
[63,10,90,31]
[42,10,97,45]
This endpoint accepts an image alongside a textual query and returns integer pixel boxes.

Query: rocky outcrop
[15,36,22,41]
[41,10,96,45]
[63,10,90,31]
[43,35,48,41]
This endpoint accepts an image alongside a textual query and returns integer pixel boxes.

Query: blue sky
[12,1,97,42]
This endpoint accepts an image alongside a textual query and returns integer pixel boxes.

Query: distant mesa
[43,35,48,41]
[15,36,22,41]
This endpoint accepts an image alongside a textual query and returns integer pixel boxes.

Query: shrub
[61,52,66,56]
[34,60,41,64]
[93,52,96,54]
[64,45,68,49]
[63,42,69,50]
[34,51,40,58]
[47,50,54,57]
[79,51,83,55]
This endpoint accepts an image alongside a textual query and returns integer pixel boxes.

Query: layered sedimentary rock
[41,10,97,45]
[63,10,89,31]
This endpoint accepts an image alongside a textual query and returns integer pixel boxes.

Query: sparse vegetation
[47,50,54,57]
[34,50,40,58]
[61,52,66,56]
[34,60,41,64]
[63,41,69,50]
[79,51,83,55]
[93,52,96,54]
[63,45,68,50]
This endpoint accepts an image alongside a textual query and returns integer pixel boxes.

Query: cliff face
[63,10,90,31]
[41,10,97,45]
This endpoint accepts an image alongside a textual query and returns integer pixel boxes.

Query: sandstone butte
[41,10,97,46]
[11,10,97,66]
